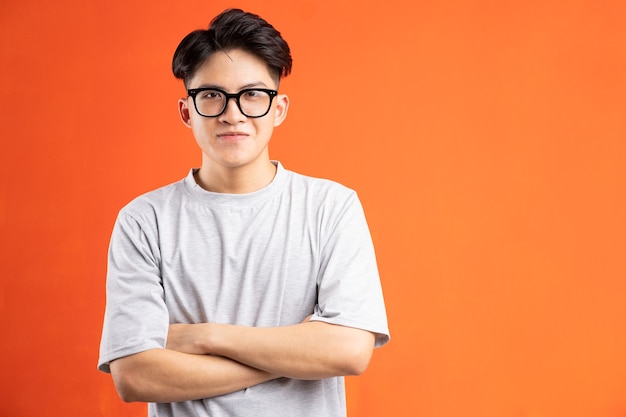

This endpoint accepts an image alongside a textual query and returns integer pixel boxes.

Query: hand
[166,323,212,355]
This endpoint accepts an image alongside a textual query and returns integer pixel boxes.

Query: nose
[219,97,247,124]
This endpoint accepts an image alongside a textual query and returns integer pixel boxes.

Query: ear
[178,97,192,128]
[273,94,289,127]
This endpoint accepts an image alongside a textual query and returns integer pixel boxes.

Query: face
[178,48,289,174]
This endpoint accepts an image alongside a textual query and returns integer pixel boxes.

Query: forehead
[188,48,278,91]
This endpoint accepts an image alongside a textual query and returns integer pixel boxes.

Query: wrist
[204,323,235,357]
[198,322,217,354]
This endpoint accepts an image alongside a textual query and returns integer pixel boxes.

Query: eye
[199,90,223,100]
[242,90,267,100]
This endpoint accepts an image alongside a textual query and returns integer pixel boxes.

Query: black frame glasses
[187,87,278,118]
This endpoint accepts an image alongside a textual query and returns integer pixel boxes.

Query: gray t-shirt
[98,162,389,417]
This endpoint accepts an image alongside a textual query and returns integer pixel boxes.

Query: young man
[98,8,389,417]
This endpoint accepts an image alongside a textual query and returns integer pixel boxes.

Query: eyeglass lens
[194,89,273,117]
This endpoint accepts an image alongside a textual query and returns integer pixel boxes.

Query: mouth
[217,132,249,142]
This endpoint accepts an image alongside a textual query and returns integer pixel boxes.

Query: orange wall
[1,1,625,416]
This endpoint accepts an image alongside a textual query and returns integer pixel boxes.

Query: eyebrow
[192,81,271,91]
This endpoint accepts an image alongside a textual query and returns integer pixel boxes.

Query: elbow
[338,335,375,376]
[111,366,141,402]
[110,357,150,403]
[115,385,138,403]
[343,347,373,376]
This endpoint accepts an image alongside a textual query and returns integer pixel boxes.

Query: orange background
[1,1,625,416]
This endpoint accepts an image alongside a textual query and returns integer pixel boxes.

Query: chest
[157,203,322,326]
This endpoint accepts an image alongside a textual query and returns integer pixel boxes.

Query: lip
[216,131,249,141]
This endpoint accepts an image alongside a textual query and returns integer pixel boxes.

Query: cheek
[255,122,275,141]
[189,117,214,137]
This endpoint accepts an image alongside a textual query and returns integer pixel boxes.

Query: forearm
[109,348,278,403]
[171,321,375,380]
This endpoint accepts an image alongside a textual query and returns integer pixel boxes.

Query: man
[98,8,389,417]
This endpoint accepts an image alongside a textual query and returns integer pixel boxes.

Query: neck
[194,159,277,194]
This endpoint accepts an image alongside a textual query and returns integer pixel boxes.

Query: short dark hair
[172,9,292,88]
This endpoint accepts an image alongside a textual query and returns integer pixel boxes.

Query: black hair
[172,9,292,87]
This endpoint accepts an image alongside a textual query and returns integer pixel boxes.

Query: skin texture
[109,48,377,403]
[166,320,375,380]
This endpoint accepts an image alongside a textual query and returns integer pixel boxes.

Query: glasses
[187,87,278,118]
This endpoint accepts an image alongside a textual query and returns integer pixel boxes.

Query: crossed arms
[110,319,376,403]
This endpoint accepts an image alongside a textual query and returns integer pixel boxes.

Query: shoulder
[117,172,191,222]
[279,166,366,233]
[283,167,357,203]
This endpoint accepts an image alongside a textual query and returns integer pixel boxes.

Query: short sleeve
[98,209,169,372]
[311,192,390,347]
